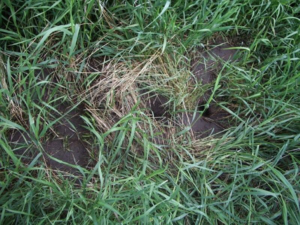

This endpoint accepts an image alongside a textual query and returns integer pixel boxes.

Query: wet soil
[8,101,93,175]
[191,41,236,86]
[179,112,224,138]
[146,94,169,118]
[43,103,92,174]
[145,38,236,139]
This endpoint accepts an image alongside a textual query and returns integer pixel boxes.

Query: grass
[1,0,300,224]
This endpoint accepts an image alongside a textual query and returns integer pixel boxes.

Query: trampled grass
[0,0,299,224]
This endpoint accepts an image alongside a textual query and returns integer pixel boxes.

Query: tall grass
[1,0,299,224]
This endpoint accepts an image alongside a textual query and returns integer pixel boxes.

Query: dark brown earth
[180,39,236,137]
[43,139,89,174]
[9,131,33,163]
[191,41,236,86]
[43,103,92,175]
[147,94,169,118]
[8,66,93,176]
[179,112,224,138]
[203,104,230,121]
[146,39,236,139]
[9,101,93,175]
[192,40,237,104]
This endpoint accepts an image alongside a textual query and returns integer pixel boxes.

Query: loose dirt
[191,41,236,86]
[179,112,224,138]
[145,38,236,140]
[43,103,92,174]
[8,101,93,175]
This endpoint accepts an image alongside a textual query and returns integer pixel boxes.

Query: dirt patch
[191,40,236,86]
[146,94,169,118]
[174,38,237,138]
[43,139,89,174]
[201,104,230,121]
[52,103,88,138]
[9,130,34,163]
[8,101,94,175]
[144,38,237,140]
[191,39,237,104]
[179,112,224,138]
[43,102,93,175]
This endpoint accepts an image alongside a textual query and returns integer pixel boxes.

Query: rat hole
[198,105,211,117]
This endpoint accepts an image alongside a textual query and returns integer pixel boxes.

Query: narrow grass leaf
[268,165,300,211]
[145,0,171,29]
[69,24,80,58]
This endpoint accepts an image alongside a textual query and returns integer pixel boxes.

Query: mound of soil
[43,103,92,175]
[192,40,236,104]
[179,112,224,138]
[178,39,236,138]
[192,41,236,86]
[143,38,236,140]
[8,101,93,176]
[43,139,89,174]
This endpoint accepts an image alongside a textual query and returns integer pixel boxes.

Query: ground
[0,1,300,224]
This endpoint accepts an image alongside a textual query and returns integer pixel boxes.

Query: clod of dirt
[179,112,224,138]
[192,41,236,85]
[43,103,93,174]
[43,139,89,174]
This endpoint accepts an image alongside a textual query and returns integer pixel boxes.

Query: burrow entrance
[7,38,237,174]
[145,38,237,139]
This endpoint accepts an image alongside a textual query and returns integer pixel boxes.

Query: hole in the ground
[198,105,211,117]
[144,93,169,118]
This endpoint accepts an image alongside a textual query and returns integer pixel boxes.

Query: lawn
[0,0,300,224]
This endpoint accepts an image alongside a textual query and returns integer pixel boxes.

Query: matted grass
[0,0,299,224]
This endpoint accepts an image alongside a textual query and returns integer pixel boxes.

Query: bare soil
[8,38,237,174]
[179,112,224,138]
[43,103,92,174]
[9,101,93,175]
[146,38,236,139]
[9,131,33,163]
[146,94,169,118]
[191,41,236,86]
